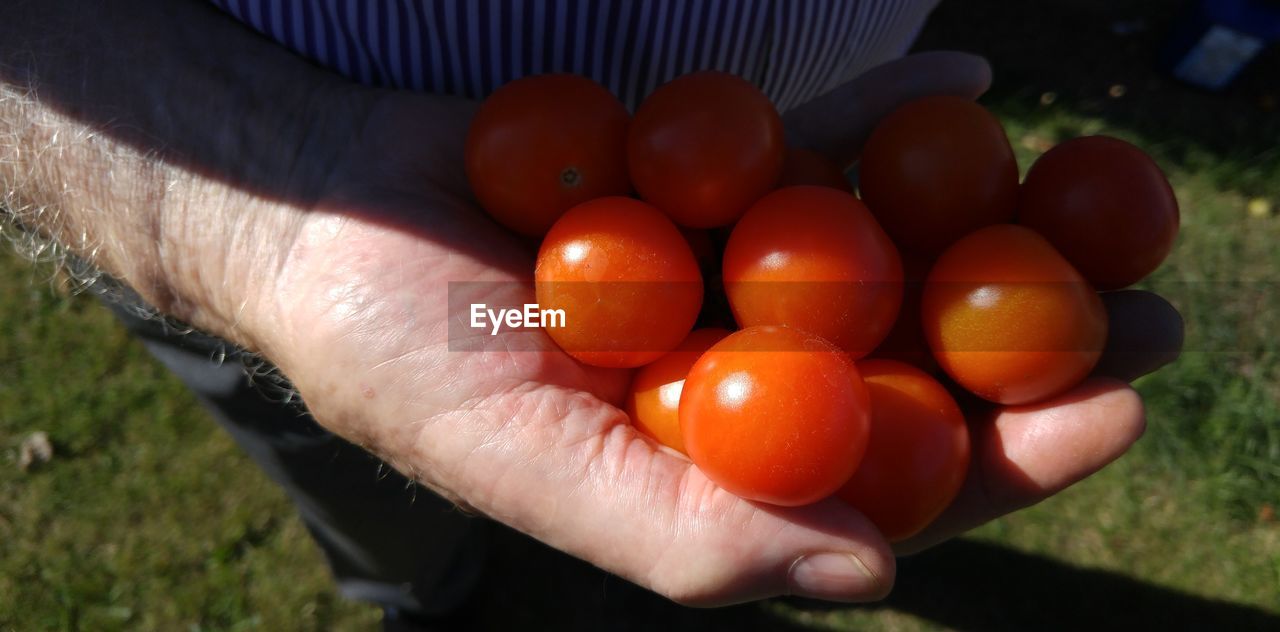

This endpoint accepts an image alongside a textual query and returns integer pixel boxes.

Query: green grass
[2,0,1279,629]
[951,0,1280,528]
[0,260,379,629]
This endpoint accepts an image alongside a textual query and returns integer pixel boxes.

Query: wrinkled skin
[249,52,1171,605]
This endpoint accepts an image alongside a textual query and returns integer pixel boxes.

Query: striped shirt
[210,0,937,112]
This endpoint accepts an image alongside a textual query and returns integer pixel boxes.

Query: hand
[258,93,911,606]
[4,1,1179,602]
[251,51,1180,605]
[788,52,1182,555]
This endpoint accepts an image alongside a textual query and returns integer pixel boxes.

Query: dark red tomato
[837,359,970,542]
[859,96,1019,255]
[629,71,785,228]
[723,186,902,357]
[626,328,731,455]
[466,74,630,236]
[1018,135,1180,290]
[536,197,703,368]
[777,147,854,193]
[680,326,871,506]
[869,255,938,373]
[922,225,1108,405]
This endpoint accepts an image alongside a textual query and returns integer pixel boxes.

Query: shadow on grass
[879,538,1278,630]
[473,527,1279,630]
[470,523,807,631]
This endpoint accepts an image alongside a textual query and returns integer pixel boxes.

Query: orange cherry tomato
[1018,135,1180,290]
[859,96,1019,255]
[536,197,703,368]
[922,224,1107,405]
[626,328,731,455]
[777,147,854,193]
[680,326,871,506]
[723,186,902,357]
[466,74,631,236]
[629,71,785,228]
[837,360,970,542]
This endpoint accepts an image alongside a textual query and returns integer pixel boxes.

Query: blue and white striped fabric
[210,0,937,112]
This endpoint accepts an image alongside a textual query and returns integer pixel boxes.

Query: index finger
[893,377,1146,555]
[1092,290,1184,382]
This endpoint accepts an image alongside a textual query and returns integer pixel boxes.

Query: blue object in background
[1163,0,1280,91]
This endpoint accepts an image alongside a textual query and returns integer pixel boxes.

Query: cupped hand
[247,52,1180,606]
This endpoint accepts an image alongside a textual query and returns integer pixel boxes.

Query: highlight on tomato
[462,66,1180,514]
[723,185,903,357]
[535,197,703,368]
[680,326,871,506]
[626,328,731,455]
[922,224,1108,405]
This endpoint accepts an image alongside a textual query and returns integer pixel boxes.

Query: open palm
[255,53,1169,605]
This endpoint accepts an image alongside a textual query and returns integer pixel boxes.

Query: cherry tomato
[922,224,1107,405]
[837,360,970,542]
[680,326,871,506]
[626,328,731,455]
[466,74,630,236]
[1018,135,1180,290]
[629,71,785,228]
[869,255,938,373]
[777,147,854,193]
[536,197,703,368]
[723,186,902,357]
[859,96,1018,255]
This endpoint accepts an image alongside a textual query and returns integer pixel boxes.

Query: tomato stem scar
[560,167,582,188]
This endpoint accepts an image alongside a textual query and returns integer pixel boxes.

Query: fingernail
[787,552,883,601]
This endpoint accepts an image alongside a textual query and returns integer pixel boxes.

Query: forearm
[0,0,366,347]
[1,85,250,330]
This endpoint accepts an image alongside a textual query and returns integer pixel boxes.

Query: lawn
[2,0,1279,630]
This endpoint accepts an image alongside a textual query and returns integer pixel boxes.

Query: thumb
[456,393,896,606]
[629,462,899,605]
[784,51,993,167]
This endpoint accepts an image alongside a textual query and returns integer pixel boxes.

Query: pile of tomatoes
[465,71,1178,542]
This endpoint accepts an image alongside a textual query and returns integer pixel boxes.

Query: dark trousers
[103,292,486,615]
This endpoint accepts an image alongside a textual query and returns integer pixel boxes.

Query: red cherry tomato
[536,197,703,368]
[466,74,631,236]
[1018,135,1180,290]
[723,186,902,357]
[680,326,871,506]
[626,328,731,455]
[777,147,854,193]
[859,96,1019,255]
[837,360,970,542]
[922,225,1108,405]
[629,71,785,228]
